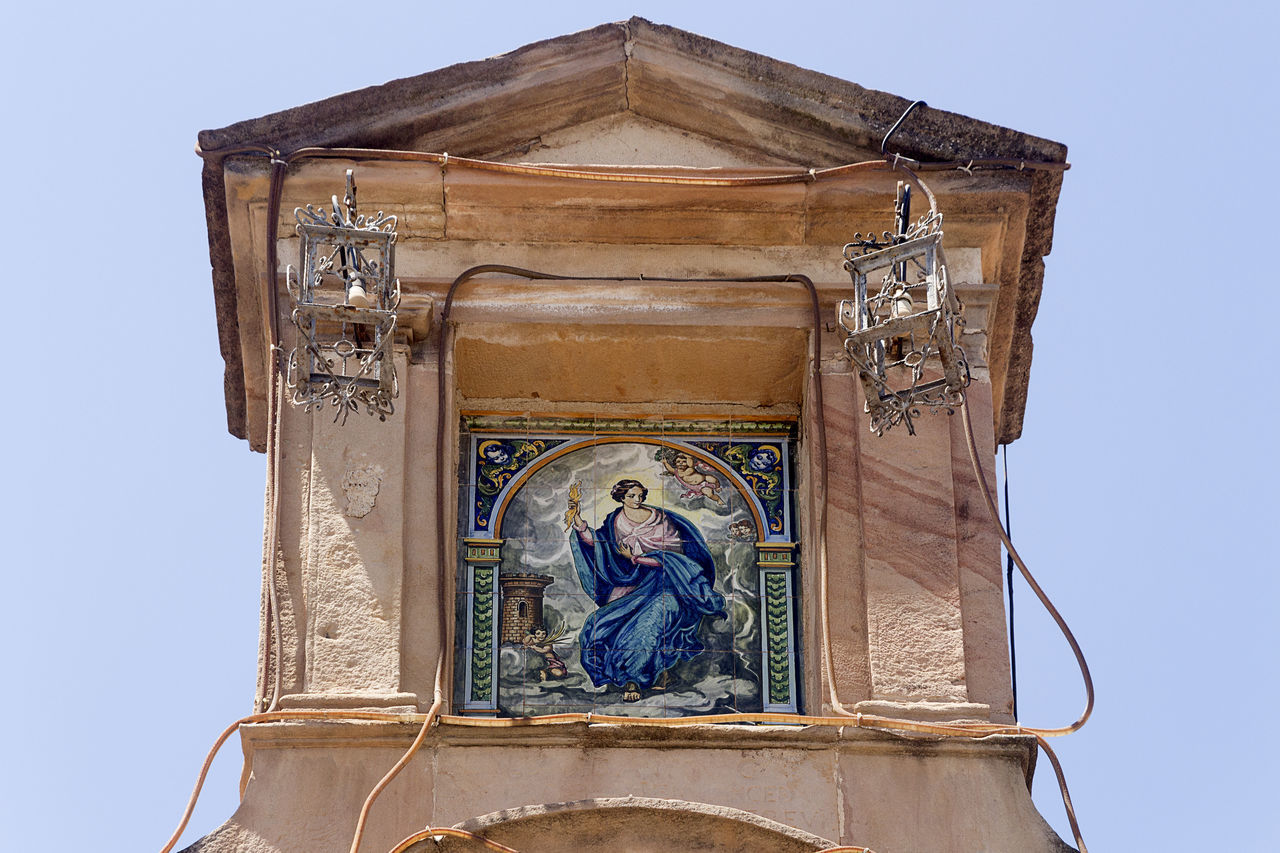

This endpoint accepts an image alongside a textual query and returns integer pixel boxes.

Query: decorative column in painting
[757,542,800,713]
[462,538,502,714]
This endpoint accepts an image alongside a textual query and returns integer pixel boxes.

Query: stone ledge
[439,796,836,852]
[853,699,993,723]
[188,721,1059,852]
[240,717,1036,767]
[273,692,419,712]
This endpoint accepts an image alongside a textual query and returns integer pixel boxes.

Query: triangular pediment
[198,17,1063,168]
[492,112,803,168]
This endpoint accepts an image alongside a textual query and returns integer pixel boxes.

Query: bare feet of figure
[623,682,641,702]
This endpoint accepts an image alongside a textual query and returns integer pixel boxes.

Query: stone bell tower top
[187,17,1077,853]
[199,16,1064,453]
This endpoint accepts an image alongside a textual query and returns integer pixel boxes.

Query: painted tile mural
[456,417,801,718]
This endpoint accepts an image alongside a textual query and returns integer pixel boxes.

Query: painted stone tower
[497,573,554,645]
[186,18,1079,853]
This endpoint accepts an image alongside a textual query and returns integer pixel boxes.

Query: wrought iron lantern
[838,182,970,435]
[286,170,400,422]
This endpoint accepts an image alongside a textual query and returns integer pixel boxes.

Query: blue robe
[571,506,726,689]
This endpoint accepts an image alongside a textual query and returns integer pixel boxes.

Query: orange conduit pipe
[338,205,880,853]
[167,151,1090,852]
[347,657,446,853]
[195,144,1067,191]
[161,710,1083,853]
[251,155,288,717]
[425,264,1089,849]
[387,827,521,853]
[957,398,1094,734]
[383,825,878,853]
[160,709,443,853]
[804,164,1091,843]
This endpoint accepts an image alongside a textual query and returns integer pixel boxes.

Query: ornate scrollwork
[285,292,400,424]
[284,170,401,424]
[295,201,398,234]
[839,217,970,436]
[294,170,398,233]
[842,209,943,261]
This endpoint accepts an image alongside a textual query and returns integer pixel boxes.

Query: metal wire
[957,400,1094,737]
[348,657,445,853]
[880,99,927,155]
[387,827,520,853]
[1004,445,1018,722]
[196,142,1069,182]
[166,147,1089,853]
[259,156,287,715]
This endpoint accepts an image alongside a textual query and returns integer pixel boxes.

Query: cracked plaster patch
[341,464,385,518]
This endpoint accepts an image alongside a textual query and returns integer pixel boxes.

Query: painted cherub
[521,625,568,681]
[656,448,724,504]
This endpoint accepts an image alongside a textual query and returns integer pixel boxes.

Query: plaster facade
[189,18,1073,853]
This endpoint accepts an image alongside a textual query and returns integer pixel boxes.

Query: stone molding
[237,719,1036,771]
[440,796,838,852]
[201,18,1064,448]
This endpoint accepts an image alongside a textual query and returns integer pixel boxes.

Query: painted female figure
[567,479,726,702]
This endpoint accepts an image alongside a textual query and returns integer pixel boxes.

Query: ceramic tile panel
[455,415,801,717]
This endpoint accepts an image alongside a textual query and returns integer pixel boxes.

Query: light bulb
[346,278,371,309]
[890,286,914,318]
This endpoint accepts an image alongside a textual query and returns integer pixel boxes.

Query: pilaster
[290,347,414,708]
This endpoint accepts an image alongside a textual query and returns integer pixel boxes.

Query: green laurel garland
[764,572,791,704]
[470,567,495,701]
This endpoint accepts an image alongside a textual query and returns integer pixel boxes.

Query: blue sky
[3,2,1276,850]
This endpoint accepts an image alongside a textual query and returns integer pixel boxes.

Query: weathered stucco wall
[221,153,1022,722]
[251,281,1011,720]
[198,167,1046,849]
[186,724,1069,853]
[189,53,1070,848]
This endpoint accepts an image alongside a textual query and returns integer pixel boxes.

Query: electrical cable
[160,709,438,853]
[1004,445,1018,722]
[195,142,1069,186]
[167,149,1090,853]
[348,657,446,853]
[383,819,886,853]
[269,371,285,714]
[425,264,1089,849]
[433,264,830,727]
[386,827,520,853]
[1031,732,1086,850]
[386,814,884,852]
[881,100,927,156]
[162,712,1078,853]
[259,156,288,715]
[255,365,281,714]
[956,400,1094,736]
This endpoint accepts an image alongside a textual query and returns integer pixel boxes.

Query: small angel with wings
[522,623,569,681]
[655,447,725,504]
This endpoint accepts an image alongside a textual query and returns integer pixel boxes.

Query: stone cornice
[199,17,1065,447]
